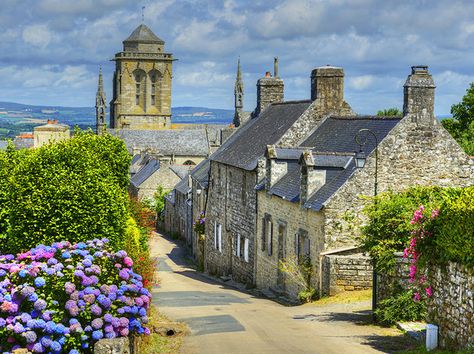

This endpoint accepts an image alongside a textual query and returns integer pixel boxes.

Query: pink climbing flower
[431,209,439,219]
[413,292,421,302]
[425,286,433,297]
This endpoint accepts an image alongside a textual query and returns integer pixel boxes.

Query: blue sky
[0,0,473,115]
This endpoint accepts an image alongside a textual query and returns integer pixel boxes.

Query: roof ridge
[271,99,312,106]
[330,115,403,120]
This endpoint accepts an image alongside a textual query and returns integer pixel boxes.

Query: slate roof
[13,137,33,150]
[124,24,164,44]
[300,116,401,155]
[170,165,192,179]
[211,100,312,170]
[110,129,209,156]
[175,175,191,195]
[190,159,211,188]
[130,158,160,188]
[269,116,402,211]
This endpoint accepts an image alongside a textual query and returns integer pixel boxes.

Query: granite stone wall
[427,262,474,350]
[323,118,474,250]
[376,252,411,303]
[205,162,257,286]
[256,190,324,299]
[321,253,372,296]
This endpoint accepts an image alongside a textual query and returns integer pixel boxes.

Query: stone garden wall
[376,252,411,303]
[321,253,372,296]
[427,262,474,350]
[378,253,474,350]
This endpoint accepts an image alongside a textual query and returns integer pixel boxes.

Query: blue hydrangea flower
[50,341,61,351]
[34,277,46,287]
[92,330,104,340]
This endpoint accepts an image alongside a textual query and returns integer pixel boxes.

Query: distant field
[0,101,233,139]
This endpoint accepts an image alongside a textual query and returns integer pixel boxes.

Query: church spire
[96,66,107,135]
[233,58,244,127]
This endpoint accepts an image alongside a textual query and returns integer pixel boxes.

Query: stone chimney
[403,65,436,127]
[299,151,326,204]
[310,65,345,110]
[255,62,284,116]
[265,145,288,189]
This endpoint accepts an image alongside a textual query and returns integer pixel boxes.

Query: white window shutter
[237,234,241,258]
[214,221,217,249]
[244,238,249,262]
[218,224,222,252]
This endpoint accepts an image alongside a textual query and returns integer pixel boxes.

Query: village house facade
[199,64,473,298]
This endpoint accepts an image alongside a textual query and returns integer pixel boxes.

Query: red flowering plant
[403,205,439,302]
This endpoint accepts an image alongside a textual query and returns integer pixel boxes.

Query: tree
[153,185,169,218]
[1,131,131,254]
[376,108,402,116]
[442,82,474,155]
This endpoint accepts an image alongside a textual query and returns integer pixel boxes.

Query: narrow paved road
[150,233,410,354]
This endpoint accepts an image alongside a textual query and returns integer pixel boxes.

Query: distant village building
[33,120,70,148]
[176,64,474,301]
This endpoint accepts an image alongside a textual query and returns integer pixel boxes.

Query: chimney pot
[265,71,271,78]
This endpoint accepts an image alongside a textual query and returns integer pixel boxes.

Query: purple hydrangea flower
[34,299,47,311]
[119,269,129,280]
[50,341,61,351]
[91,304,102,316]
[92,318,103,329]
[32,342,44,353]
[40,336,52,347]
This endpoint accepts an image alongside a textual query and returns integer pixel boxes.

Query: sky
[0,0,474,115]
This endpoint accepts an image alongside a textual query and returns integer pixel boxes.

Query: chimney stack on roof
[403,65,436,127]
[255,59,284,116]
[310,65,345,110]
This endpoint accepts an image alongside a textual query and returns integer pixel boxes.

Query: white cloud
[349,75,375,90]
[22,24,52,48]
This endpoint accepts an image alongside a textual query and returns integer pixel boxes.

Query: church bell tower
[233,58,244,127]
[95,66,107,135]
[110,24,174,130]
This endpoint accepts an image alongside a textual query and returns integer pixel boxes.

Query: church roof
[210,100,312,170]
[123,24,164,44]
[130,158,160,188]
[109,129,209,157]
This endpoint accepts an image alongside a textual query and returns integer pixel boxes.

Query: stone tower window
[133,69,146,108]
[149,70,162,109]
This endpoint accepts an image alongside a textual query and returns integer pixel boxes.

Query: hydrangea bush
[0,238,151,353]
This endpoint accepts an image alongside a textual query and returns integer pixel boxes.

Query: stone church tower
[110,24,174,130]
[233,58,244,127]
[96,66,107,135]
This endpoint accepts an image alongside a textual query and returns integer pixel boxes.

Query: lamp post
[354,128,378,318]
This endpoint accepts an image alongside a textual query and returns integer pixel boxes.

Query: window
[234,234,241,258]
[267,219,273,256]
[133,70,146,108]
[214,221,217,249]
[244,238,249,262]
[217,224,222,253]
[261,214,273,254]
[295,229,310,262]
[149,70,161,108]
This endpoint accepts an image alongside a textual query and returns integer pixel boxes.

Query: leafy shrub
[0,238,151,353]
[123,218,156,290]
[360,186,450,273]
[279,256,317,303]
[0,131,131,254]
[431,186,474,267]
[375,289,426,326]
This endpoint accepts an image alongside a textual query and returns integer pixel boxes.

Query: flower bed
[0,238,151,353]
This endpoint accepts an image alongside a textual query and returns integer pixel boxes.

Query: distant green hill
[0,101,234,139]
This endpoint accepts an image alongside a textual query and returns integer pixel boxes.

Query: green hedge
[432,186,474,267]
[0,131,131,254]
[361,186,474,271]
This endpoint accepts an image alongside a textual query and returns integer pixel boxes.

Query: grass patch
[310,289,372,306]
[136,304,188,354]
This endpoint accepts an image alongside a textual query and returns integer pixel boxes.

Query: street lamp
[354,128,378,318]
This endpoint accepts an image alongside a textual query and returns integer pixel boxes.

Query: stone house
[255,66,474,299]
[163,173,192,244]
[204,65,355,286]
